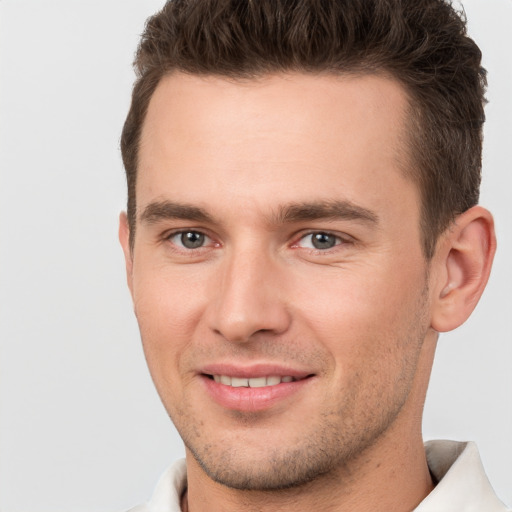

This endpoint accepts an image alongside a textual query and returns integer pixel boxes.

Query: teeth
[231,377,248,387]
[248,377,267,388]
[211,375,296,387]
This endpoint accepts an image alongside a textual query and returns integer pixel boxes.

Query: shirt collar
[414,440,508,511]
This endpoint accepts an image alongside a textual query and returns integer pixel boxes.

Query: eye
[168,230,210,249]
[296,232,343,250]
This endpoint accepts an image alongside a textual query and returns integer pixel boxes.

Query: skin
[119,72,496,512]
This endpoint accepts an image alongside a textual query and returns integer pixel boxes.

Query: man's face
[122,72,437,489]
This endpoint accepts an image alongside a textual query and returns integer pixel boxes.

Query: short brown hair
[121,0,487,258]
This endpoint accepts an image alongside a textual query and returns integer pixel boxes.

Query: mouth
[200,368,315,412]
[205,374,302,388]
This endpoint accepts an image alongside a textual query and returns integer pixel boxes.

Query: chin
[188,441,339,491]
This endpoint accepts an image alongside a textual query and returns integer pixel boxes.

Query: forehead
[137,72,418,224]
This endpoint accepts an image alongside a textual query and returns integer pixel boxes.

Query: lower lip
[201,375,313,412]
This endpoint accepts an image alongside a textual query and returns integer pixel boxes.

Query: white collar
[414,440,509,511]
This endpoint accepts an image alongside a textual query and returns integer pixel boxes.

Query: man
[118,0,508,510]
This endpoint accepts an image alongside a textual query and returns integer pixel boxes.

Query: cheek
[131,267,207,386]
[296,268,429,429]
[133,260,207,331]
[293,262,428,369]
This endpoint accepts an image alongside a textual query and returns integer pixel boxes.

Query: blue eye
[298,232,341,250]
[170,231,208,249]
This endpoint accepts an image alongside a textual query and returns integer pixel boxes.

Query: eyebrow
[139,199,379,227]
[140,201,215,224]
[273,200,379,226]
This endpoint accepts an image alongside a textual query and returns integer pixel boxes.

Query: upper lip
[200,363,314,379]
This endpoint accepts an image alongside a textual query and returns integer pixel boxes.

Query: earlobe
[431,206,496,333]
[118,212,134,296]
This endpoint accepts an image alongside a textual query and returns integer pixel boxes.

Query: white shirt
[128,440,509,512]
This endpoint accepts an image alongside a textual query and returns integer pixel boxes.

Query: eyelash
[164,230,217,251]
[292,231,349,251]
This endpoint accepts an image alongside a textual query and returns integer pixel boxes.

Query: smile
[200,365,315,411]
[210,375,297,387]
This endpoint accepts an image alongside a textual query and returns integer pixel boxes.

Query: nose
[207,249,291,343]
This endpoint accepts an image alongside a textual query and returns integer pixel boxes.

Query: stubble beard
[166,286,431,492]
[177,377,417,492]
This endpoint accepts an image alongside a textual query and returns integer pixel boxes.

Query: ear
[430,206,496,332]
[118,212,134,298]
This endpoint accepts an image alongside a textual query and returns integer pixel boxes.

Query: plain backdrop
[0,1,510,510]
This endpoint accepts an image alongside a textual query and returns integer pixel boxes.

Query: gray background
[0,1,510,510]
